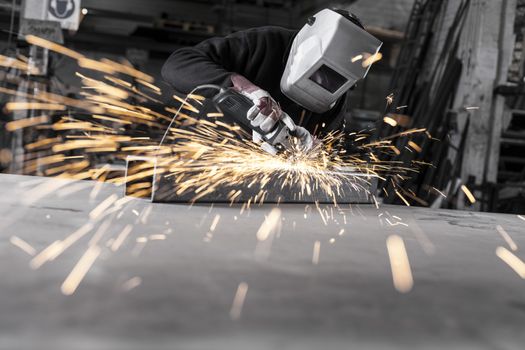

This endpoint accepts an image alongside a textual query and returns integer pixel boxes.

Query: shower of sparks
[61,245,102,295]
[386,93,394,106]
[133,237,148,255]
[140,205,153,224]
[351,54,363,63]
[25,35,84,60]
[386,235,413,293]
[0,54,39,74]
[465,106,479,110]
[29,241,61,270]
[431,187,446,198]
[312,240,321,265]
[29,222,95,270]
[111,225,133,252]
[5,102,66,112]
[230,282,249,320]
[0,35,430,295]
[149,234,166,241]
[383,116,398,127]
[461,185,476,204]
[256,208,281,241]
[5,115,50,131]
[155,125,401,205]
[89,194,118,220]
[362,52,383,68]
[395,190,410,207]
[496,247,525,279]
[210,214,221,232]
[496,225,518,252]
[121,276,142,292]
[10,236,36,256]
[407,141,422,153]
[0,35,425,209]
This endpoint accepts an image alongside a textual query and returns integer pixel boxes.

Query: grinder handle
[211,88,288,145]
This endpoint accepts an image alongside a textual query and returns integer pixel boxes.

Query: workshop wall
[347,0,415,31]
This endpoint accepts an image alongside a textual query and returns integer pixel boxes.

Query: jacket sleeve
[161,32,251,94]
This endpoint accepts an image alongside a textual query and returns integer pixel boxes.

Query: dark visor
[309,64,348,93]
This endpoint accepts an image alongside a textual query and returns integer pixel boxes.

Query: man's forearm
[162,47,233,94]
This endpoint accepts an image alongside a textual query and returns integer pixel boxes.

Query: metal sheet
[1,174,525,350]
[152,170,376,204]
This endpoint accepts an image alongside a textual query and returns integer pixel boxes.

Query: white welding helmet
[281,9,383,114]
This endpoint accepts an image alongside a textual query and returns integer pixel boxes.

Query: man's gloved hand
[231,74,316,153]
[231,74,282,133]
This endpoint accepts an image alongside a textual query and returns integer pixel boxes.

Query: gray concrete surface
[0,174,525,350]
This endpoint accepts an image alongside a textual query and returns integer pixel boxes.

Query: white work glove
[231,74,283,133]
[231,74,316,153]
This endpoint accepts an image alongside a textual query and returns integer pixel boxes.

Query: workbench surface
[1,174,524,350]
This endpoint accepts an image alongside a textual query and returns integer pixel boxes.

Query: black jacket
[162,26,346,136]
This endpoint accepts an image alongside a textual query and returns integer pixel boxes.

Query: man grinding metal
[162,8,382,154]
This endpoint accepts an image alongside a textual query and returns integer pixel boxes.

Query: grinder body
[212,88,292,155]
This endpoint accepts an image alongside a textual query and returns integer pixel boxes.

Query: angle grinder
[211,88,301,155]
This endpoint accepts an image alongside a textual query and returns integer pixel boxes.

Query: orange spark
[386,235,413,293]
[461,185,476,204]
[230,282,249,320]
[496,247,525,278]
[312,240,321,265]
[61,245,102,295]
[5,102,65,112]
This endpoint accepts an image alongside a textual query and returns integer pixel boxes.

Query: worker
[162,8,382,150]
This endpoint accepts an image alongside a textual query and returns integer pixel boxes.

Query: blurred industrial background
[3,2,525,350]
[0,0,524,213]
